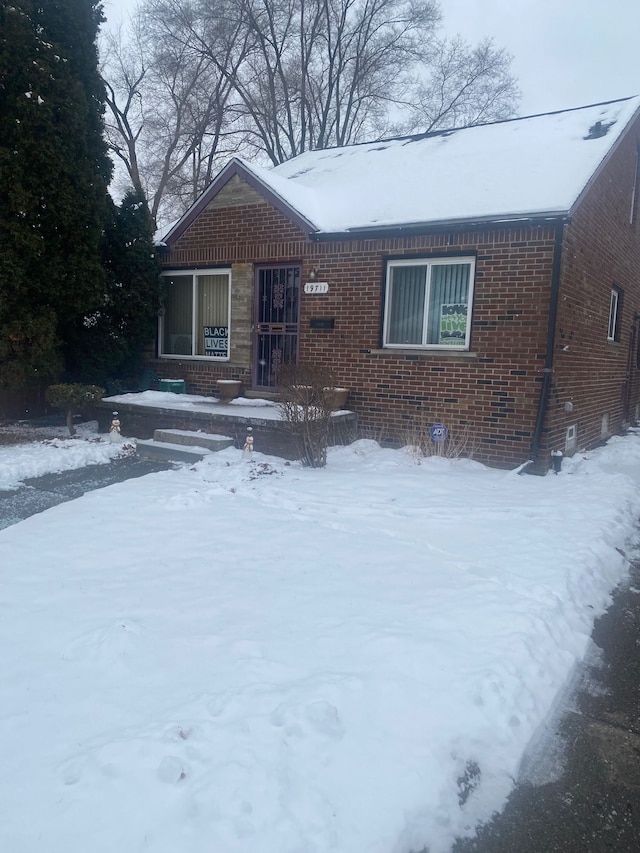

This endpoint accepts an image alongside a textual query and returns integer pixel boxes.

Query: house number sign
[304,282,329,294]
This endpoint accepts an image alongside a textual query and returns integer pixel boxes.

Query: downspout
[624,313,640,423]
[529,219,567,468]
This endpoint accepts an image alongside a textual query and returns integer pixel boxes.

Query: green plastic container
[159,379,186,394]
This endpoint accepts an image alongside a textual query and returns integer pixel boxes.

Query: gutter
[310,213,568,242]
[529,218,568,467]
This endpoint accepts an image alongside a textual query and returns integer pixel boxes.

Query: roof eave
[162,158,318,249]
[310,212,570,242]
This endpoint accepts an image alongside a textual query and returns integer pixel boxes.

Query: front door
[253,265,301,389]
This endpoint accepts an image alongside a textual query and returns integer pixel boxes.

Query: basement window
[160,269,231,359]
[607,285,622,342]
[383,257,475,350]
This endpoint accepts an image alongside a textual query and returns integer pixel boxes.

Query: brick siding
[546,118,640,459]
[156,123,640,469]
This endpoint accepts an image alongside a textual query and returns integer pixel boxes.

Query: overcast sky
[102,0,640,117]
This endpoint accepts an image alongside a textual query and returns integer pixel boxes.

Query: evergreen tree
[66,189,161,385]
[0,0,112,388]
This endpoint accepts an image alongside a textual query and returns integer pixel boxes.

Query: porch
[94,391,358,461]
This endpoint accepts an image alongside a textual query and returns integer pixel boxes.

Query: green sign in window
[439,303,467,345]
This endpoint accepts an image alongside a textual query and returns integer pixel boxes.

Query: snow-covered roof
[165,96,640,243]
[154,218,179,246]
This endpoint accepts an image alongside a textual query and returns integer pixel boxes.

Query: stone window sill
[365,349,479,360]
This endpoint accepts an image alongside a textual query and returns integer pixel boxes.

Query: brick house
[153,96,640,470]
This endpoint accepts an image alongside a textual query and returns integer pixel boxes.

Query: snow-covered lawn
[0,421,127,490]
[1,429,640,853]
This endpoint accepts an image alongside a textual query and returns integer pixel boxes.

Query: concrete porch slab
[94,392,357,461]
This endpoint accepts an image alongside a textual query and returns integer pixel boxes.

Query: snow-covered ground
[0,421,128,490]
[1,426,640,853]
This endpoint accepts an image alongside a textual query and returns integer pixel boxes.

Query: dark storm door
[253,265,301,389]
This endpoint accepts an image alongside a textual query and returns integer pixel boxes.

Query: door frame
[252,263,301,390]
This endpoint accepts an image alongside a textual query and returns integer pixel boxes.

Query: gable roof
[163,96,640,245]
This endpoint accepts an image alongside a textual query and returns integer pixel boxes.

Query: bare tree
[101,22,148,202]
[102,0,520,220]
[401,36,521,133]
[288,0,442,152]
[102,10,244,224]
[146,0,443,163]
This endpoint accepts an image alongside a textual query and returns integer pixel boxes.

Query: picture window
[383,257,475,350]
[160,269,231,359]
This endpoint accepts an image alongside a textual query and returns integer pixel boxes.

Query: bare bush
[401,414,479,461]
[357,422,395,447]
[276,363,338,467]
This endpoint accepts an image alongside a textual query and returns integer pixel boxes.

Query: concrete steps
[136,428,234,463]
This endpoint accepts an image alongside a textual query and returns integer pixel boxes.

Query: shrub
[45,383,105,436]
[401,414,479,461]
[277,363,338,467]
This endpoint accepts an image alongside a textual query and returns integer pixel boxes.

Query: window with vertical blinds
[384,257,475,349]
[160,269,231,358]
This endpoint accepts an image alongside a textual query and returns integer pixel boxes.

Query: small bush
[401,413,479,461]
[277,363,338,467]
[46,383,105,435]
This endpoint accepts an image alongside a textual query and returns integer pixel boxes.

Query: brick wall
[296,230,555,468]
[159,178,560,467]
[156,126,640,467]
[545,115,640,458]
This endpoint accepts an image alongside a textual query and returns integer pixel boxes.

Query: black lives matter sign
[203,326,228,357]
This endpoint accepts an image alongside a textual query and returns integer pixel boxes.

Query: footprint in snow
[62,619,143,664]
[157,755,188,784]
[304,701,344,739]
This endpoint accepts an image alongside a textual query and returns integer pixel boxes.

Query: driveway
[453,555,640,852]
[0,456,171,530]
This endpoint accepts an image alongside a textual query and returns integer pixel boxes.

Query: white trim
[382,256,476,351]
[607,286,620,341]
[159,268,232,360]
